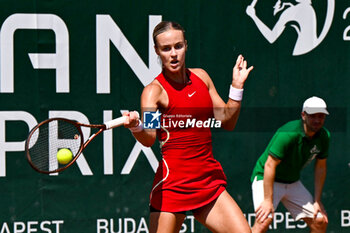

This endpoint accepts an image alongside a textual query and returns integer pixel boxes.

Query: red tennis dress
[150,70,227,212]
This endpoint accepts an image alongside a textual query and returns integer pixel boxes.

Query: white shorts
[251,177,323,221]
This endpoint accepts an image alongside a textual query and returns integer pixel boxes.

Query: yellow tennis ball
[57,148,73,165]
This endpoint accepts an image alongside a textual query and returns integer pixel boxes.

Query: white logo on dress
[188,91,196,97]
[246,0,335,56]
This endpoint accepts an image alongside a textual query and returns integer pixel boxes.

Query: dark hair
[152,21,186,47]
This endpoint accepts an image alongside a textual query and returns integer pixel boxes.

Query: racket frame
[25,117,106,174]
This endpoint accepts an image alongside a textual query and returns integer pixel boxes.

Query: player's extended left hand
[231,54,254,89]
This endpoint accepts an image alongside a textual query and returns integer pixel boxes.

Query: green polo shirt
[251,119,330,183]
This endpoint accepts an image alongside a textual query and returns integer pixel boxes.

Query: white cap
[302,96,329,115]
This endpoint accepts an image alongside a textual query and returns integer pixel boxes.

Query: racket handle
[104,116,127,130]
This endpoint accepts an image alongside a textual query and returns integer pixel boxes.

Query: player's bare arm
[190,55,253,130]
[256,155,281,223]
[124,80,167,147]
[190,67,235,130]
[314,158,328,222]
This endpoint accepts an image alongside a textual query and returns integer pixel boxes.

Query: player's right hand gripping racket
[25,116,126,174]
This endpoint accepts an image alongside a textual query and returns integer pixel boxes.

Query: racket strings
[27,119,82,172]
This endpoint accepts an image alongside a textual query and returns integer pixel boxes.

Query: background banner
[0,0,349,232]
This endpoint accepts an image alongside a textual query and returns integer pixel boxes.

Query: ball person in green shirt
[251,96,330,233]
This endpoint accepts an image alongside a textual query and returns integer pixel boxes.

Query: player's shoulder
[277,120,300,131]
[189,68,210,79]
[189,68,212,86]
[142,79,164,100]
[320,126,331,139]
[189,68,208,76]
[144,79,163,93]
[275,120,301,139]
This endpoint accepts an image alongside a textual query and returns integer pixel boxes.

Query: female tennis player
[124,21,253,233]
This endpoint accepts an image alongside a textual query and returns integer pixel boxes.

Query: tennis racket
[25,116,127,174]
